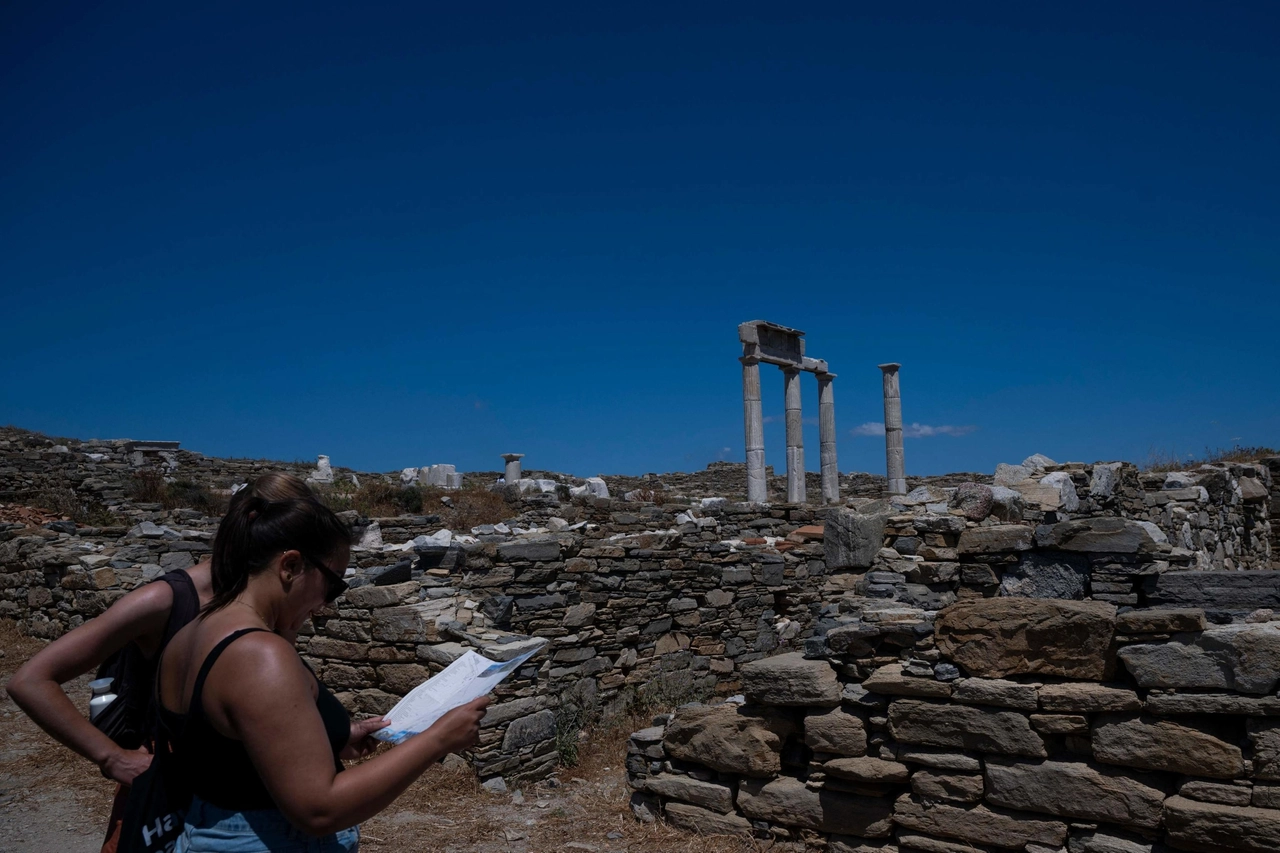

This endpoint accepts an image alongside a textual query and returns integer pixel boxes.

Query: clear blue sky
[2,2,1277,477]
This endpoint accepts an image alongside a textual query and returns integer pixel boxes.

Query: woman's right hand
[425,696,490,755]
[100,747,153,785]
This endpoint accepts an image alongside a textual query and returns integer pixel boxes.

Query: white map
[374,643,545,744]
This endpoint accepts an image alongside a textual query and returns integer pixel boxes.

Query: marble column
[878,363,907,495]
[501,453,524,483]
[783,367,806,504]
[740,357,767,503]
[817,372,839,504]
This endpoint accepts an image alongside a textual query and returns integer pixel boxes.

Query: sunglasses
[302,553,349,603]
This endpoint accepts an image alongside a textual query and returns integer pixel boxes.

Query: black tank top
[159,628,351,811]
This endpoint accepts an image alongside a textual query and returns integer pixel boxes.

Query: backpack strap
[158,570,201,649]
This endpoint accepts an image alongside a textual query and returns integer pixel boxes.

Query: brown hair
[207,474,352,613]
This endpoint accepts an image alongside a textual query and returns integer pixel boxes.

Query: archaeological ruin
[3,389,1280,850]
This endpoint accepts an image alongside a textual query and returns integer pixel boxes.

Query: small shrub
[32,488,116,526]
[129,469,167,504]
[163,480,228,516]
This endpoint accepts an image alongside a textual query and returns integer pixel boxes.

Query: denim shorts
[176,796,360,853]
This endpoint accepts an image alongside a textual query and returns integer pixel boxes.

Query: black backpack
[92,570,200,750]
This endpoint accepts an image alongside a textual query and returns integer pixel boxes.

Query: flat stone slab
[662,802,753,837]
[935,598,1117,680]
[984,757,1166,830]
[742,652,841,706]
[889,699,1047,758]
[1164,795,1280,853]
[893,795,1068,849]
[663,703,794,777]
[738,775,895,837]
[1144,571,1280,612]
[1092,714,1243,779]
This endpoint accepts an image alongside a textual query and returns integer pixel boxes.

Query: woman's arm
[214,634,488,835]
[5,582,175,784]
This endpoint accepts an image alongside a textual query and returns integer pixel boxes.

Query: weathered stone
[1031,714,1089,735]
[935,598,1116,680]
[989,486,1024,522]
[956,524,1034,555]
[738,775,894,837]
[825,756,911,784]
[984,757,1166,829]
[1037,472,1080,512]
[563,602,596,628]
[1115,608,1206,634]
[999,552,1090,600]
[1038,683,1141,713]
[1047,518,1159,553]
[889,699,1047,758]
[1068,827,1158,853]
[893,795,1068,849]
[994,463,1033,486]
[644,775,734,813]
[862,664,953,699]
[892,747,978,773]
[502,709,556,751]
[825,508,891,570]
[1092,714,1242,779]
[662,802,753,837]
[662,703,794,777]
[949,482,994,521]
[307,637,371,661]
[1248,719,1280,781]
[496,538,561,562]
[1145,571,1280,612]
[1164,795,1280,853]
[805,706,868,756]
[952,678,1039,711]
[1089,462,1123,498]
[376,663,431,695]
[910,770,984,803]
[1146,693,1280,715]
[828,837,899,853]
[1119,624,1280,695]
[741,652,840,707]
[1180,780,1253,806]
[896,834,987,853]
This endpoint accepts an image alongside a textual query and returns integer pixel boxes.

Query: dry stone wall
[628,597,1280,852]
[1,426,1275,791]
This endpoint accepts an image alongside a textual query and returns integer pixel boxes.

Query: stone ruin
[3,426,1280,849]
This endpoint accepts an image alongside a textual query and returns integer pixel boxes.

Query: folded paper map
[374,642,546,744]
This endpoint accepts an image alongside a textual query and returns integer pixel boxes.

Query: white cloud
[851,422,976,438]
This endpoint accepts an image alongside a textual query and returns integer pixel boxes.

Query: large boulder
[824,507,890,570]
[1092,714,1243,779]
[983,758,1166,829]
[934,598,1117,680]
[738,775,894,837]
[662,703,794,777]
[742,653,840,707]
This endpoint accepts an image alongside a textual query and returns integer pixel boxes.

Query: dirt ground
[0,620,762,853]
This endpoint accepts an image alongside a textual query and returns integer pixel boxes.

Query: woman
[159,491,487,852]
[5,472,316,853]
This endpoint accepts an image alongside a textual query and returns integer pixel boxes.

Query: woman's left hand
[339,716,389,760]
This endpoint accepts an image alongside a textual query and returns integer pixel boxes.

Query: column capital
[501,453,525,462]
[816,371,837,381]
[878,362,901,373]
[739,355,761,366]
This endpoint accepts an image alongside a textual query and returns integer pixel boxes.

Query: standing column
[879,363,907,495]
[783,367,806,504]
[501,453,524,483]
[741,357,767,503]
[817,372,839,504]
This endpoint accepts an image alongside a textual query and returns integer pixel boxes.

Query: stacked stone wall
[628,595,1280,852]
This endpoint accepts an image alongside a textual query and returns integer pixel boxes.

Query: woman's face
[285,546,350,633]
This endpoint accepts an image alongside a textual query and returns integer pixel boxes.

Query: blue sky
[2,2,1277,477]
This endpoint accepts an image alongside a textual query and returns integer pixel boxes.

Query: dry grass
[361,710,767,853]
[1143,444,1278,472]
[317,481,511,531]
